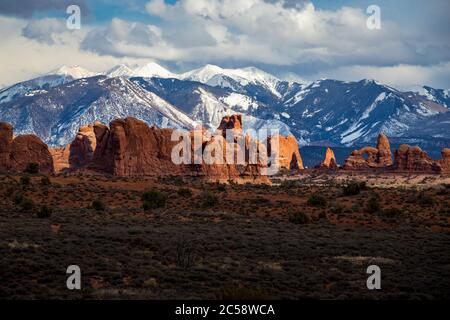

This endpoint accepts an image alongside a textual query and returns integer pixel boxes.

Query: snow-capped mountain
[0,62,449,149]
[106,64,135,78]
[0,65,98,104]
[268,79,448,146]
[0,76,197,146]
[132,62,177,79]
[50,65,98,79]
[416,86,450,108]
[180,64,283,98]
[133,77,291,137]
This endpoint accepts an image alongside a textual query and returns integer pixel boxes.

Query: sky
[0,0,449,89]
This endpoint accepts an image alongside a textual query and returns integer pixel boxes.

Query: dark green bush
[218,284,270,300]
[366,197,381,214]
[13,193,24,205]
[25,163,39,174]
[20,176,30,185]
[40,176,51,186]
[201,191,219,207]
[37,206,52,218]
[307,193,327,207]
[177,188,192,197]
[91,199,106,211]
[288,211,311,224]
[330,203,344,214]
[380,207,403,218]
[417,192,435,206]
[216,183,227,192]
[20,198,34,211]
[342,181,366,196]
[141,189,167,210]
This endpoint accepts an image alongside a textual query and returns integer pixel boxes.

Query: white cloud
[22,18,69,44]
[313,63,450,90]
[0,16,150,88]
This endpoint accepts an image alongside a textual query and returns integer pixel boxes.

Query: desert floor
[0,171,449,299]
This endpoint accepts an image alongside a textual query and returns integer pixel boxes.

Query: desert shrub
[175,240,196,270]
[218,284,270,300]
[417,192,435,206]
[366,197,381,214]
[329,203,344,214]
[91,199,106,211]
[13,193,24,205]
[20,176,30,185]
[342,181,366,196]
[177,188,192,197]
[250,196,271,205]
[20,198,34,211]
[141,189,167,210]
[40,176,51,186]
[37,206,52,218]
[201,191,219,207]
[25,162,39,174]
[288,211,311,224]
[216,183,227,192]
[307,193,327,207]
[380,207,403,218]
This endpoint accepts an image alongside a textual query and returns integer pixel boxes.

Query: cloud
[80,18,170,58]
[144,0,450,69]
[21,18,68,44]
[0,16,150,88]
[312,63,450,90]
[0,0,88,18]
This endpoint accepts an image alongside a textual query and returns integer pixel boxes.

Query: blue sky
[0,0,449,88]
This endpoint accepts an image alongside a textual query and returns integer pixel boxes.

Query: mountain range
[0,63,448,151]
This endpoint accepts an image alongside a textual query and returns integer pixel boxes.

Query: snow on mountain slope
[106,64,135,78]
[180,64,282,98]
[0,66,98,104]
[132,77,291,136]
[416,86,450,108]
[268,79,449,146]
[132,62,177,79]
[0,76,197,146]
[50,65,99,79]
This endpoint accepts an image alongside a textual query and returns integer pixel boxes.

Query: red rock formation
[9,135,54,174]
[438,148,450,173]
[319,147,338,169]
[343,133,392,170]
[0,122,13,169]
[91,118,183,176]
[69,124,98,167]
[267,134,304,170]
[393,144,440,172]
[217,115,242,133]
[0,122,54,173]
[376,133,393,166]
[49,146,71,172]
[89,117,271,180]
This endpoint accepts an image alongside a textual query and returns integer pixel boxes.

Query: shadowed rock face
[343,133,393,170]
[438,148,450,173]
[319,147,338,169]
[0,122,13,169]
[4,133,53,174]
[217,115,242,133]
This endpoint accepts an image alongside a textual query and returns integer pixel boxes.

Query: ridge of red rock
[0,122,53,174]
